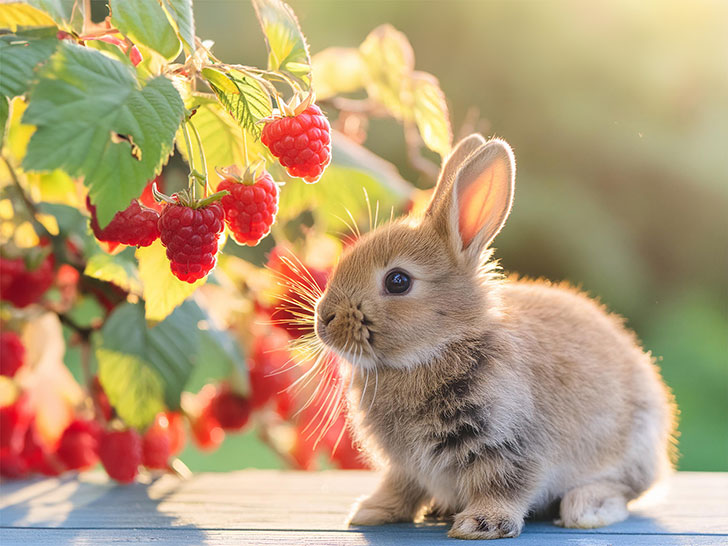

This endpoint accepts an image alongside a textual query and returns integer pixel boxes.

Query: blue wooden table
[1,471,726,544]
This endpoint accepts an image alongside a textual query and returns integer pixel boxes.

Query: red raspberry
[139,176,164,212]
[0,448,29,479]
[218,172,279,246]
[99,429,142,484]
[86,196,160,249]
[154,412,186,455]
[0,395,33,453]
[249,330,290,410]
[261,104,331,183]
[209,384,252,432]
[56,419,102,471]
[158,202,225,283]
[190,385,225,451]
[0,253,55,308]
[142,425,171,470]
[0,331,25,378]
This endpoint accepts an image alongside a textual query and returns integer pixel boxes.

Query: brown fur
[314,136,677,540]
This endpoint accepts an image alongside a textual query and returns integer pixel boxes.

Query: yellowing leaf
[252,0,311,89]
[177,98,268,190]
[6,97,34,164]
[311,47,367,100]
[136,239,206,322]
[0,4,57,30]
[359,24,415,120]
[85,251,143,295]
[109,0,181,61]
[411,71,452,158]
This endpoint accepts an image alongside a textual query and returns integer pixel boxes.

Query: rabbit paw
[347,499,412,526]
[448,510,523,540]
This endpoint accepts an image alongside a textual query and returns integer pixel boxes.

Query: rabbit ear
[427,134,487,214]
[428,139,515,260]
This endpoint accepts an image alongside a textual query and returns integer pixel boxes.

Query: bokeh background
[175,0,726,471]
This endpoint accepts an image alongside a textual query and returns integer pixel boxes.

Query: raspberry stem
[188,120,209,197]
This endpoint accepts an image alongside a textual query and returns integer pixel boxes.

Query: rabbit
[313,134,677,540]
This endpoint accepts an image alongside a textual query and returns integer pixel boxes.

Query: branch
[403,121,439,182]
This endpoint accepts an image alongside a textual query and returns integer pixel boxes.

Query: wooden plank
[1,471,727,545]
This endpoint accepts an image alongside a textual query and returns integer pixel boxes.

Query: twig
[403,121,439,182]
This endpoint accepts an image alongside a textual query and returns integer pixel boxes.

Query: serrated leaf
[109,0,181,61]
[177,98,268,191]
[0,3,57,30]
[202,67,272,137]
[359,24,415,120]
[252,0,311,89]
[0,33,59,98]
[161,0,195,55]
[411,71,452,158]
[85,250,143,295]
[21,43,184,226]
[136,239,205,322]
[25,0,84,31]
[311,47,366,100]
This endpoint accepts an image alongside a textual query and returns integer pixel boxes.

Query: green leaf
[136,240,206,322]
[22,43,184,227]
[0,32,59,99]
[411,71,452,158]
[359,24,415,120]
[161,0,195,55]
[0,97,9,148]
[202,67,272,137]
[252,0,311,89]
[96,301,209,419]
[84,250,143,295]
[0,3,57,30]
[109,0,181,61]
[25,0,84,31]
[311,47,367,100]
[177,97,268,191]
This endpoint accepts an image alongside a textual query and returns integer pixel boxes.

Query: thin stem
[1,155,53,239]
[181,121,198,199]
[188,119,208,196]
[241,127,250,167]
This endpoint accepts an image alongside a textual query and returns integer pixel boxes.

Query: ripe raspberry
[0,252,55,308]
[261,104,331,183]
[99,429,142,484]
[141,425,171,470]
[154,412,186,455]
[190,385,225,451]
[158,202,225,283]
[249,330,290,410]
[56,419,102,471]
[21,421,63,476]
[0,395,33,453]
[87,196,160,249]
[218,172,279,246]
[0,331,25,378]
[0,448,29,479]
[209,384,252,432]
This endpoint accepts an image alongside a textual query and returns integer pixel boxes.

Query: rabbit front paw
[448,509,523,540]
[347,497,414,526]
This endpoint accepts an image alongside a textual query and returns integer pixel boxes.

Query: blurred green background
[180,0,726,471]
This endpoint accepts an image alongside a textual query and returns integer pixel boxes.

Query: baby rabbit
[314,134,676,540]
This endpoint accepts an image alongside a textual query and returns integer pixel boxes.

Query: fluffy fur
[314,134,677,540]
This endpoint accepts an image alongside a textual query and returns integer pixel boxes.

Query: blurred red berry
[22,421,63,476]
[160,412,185,455]
[290,428,318,470]
[0,394,33,453]
[0,448,29,479]
[99,429,142,484]
[261,104,331,183]
[0,253,55,308]
[142,426,171,470]
[249,332,290,410]
[190,386,225,451]
[56,419,102,471]
[209,384,252,432]
[324,415,369,470]
[0,331,25,378]
[91,376,113,421]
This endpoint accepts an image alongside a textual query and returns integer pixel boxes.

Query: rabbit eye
[384,269,412,295]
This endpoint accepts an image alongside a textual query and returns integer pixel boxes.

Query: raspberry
[87,196,160,249]
[99,429,142,484]
[158,202,225,283]
[0,395,33,453]
[261,104,331,183]
[209,384,252,431]
[218,172,279,246]
[22,421,63,476]
[155,412,186,455]
[142,425,171,470]
[0,331,25,378]
[56,419,102,471]
[190,385,225,451]
[0,448,29,479]
[139,176,164,212]
[0,252,55,308]
[249,330,290,410]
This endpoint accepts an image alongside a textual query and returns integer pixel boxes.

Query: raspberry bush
[0,0,453,482]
